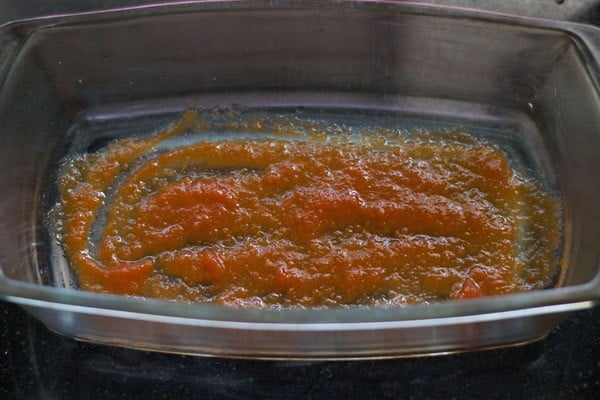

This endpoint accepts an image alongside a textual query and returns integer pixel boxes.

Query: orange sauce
[52,110,561,307]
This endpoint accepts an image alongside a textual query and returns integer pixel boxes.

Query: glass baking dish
[0,0,598,359]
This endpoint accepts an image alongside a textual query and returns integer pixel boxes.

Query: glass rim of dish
[1,275,598,325]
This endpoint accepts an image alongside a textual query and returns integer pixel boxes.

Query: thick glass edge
[0,0,599,33]
[0,273,598,324]
[9,295,597,331]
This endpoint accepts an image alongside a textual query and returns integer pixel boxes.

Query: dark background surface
[1,300,598,400]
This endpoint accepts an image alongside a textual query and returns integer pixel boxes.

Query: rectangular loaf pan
[0,0,598,359]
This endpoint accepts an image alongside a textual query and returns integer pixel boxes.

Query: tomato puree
[52,110,561,307]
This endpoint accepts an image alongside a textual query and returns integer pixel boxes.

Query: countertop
[1,300,598,399]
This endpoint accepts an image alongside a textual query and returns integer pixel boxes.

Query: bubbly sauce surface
[52,110,561,308]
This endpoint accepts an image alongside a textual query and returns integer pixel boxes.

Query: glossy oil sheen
[52,110,560,308]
